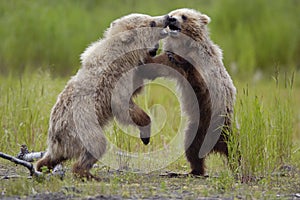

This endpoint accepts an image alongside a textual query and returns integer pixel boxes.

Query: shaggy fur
[151,8,237,175]
[36,13,169,180]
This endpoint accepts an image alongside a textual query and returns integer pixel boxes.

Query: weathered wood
[17,144,45,162]
[0,152,42,176]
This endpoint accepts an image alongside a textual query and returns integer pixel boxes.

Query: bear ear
[200,14,211,25]
[110,22,116,27]
[120,30,137,43]
[110,19,119,28]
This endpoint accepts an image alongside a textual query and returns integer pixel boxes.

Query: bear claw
[141,137,150,145]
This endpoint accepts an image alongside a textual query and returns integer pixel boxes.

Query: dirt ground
[1,161,300,200]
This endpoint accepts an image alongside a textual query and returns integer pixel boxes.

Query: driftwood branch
[16,144,45,162]
[0,151,41,177]
[0,145,64,178]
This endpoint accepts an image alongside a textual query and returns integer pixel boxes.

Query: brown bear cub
[36,13,170,180]
[151,8,237,176]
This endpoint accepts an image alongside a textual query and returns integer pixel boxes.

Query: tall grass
[0,71,297,176]
[228,72,295,181]
[0,72,184,166]
[0,71,65,154]
[0,0,299,75]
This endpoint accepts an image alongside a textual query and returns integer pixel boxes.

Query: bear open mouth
[169,24,181,31]
[168,24,181,36]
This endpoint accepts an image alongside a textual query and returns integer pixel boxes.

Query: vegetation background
[0,0,299,76]
[0,0,300,199]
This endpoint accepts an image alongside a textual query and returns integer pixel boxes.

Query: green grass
[0,71,299,198]
[1,0,300,198]
[0,71,64,154]
[0,0,299,75]
[228,73,295,181]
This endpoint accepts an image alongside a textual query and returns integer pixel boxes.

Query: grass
[0,70,65,154]
[0,0,300,198]
[0,71,299,198]
[0,0,299,75]
[228,73,295,181]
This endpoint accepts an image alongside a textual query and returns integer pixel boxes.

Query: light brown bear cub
[152,8,237,176]
[36,13,169,180]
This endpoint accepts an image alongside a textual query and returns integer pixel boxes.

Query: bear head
[168,8,210,40]
[104,13,170,49]
[161,8,213,62]
[81,13,170,68]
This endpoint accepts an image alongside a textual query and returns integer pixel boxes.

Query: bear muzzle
[151,15,171,38]
[168,17,181,36]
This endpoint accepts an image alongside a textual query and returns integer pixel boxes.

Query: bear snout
[164,15,171,28]
[168,17,180,29]
[152,15,170,28]
[169,17,177,23]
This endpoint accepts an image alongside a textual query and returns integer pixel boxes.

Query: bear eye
[150,21,156,27]
[181,15,187,21]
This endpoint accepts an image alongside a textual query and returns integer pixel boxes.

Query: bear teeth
[170,29,180,36]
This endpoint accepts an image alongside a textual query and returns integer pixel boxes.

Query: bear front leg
[148,54,188,79]
[114,99,151,145]
[129,101,151,145]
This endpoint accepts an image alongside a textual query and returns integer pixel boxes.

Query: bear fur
[151,8,237,175]
[36,13,169,180]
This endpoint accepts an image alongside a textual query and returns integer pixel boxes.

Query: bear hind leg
[72,151,99,181]
[36,154,65,172]
[184,123,207,176]
[213,137,229,157]
[186,152,205,176]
